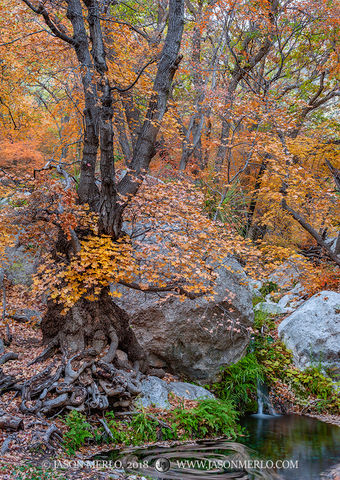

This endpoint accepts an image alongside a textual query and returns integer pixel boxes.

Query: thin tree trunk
[244,157,268,237]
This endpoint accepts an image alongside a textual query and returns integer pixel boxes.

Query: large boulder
[278,291,340,369]
[137,376,214,409]
[114,256,253,384]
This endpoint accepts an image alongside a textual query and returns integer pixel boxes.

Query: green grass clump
[211,353,264,414]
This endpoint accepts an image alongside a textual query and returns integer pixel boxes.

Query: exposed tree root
[28,338,59,366]
[0,369,18,395]
[0,295,148,417]
[16,349,145,416]
[1,433,17,455]
[30,423,62,452]
[0,414,24,431]
[0,351,20,395]
[0,352,18,365]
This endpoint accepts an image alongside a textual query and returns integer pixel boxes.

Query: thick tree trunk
[98,79,119,236]
[67,0,101,210]
[20,291,147,415]
[42,291,143,363]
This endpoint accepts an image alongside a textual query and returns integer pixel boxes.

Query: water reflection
[97,439,279,479]
[241,414,340,479]
[94,415,340,480]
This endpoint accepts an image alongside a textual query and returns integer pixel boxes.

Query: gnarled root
[0,414,24,431]
[30,423,62,453]
[19,348,144,416]
[10,294,147,417]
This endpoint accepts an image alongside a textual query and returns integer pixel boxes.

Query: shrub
[171,398,240,439]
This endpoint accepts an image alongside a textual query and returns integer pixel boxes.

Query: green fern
[62,411,93,455]
[212,353,264,413]
[171,398,240,439]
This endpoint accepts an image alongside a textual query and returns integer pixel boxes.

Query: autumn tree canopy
[0,0,339,415]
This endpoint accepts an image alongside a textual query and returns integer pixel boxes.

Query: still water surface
[96,415,340,479]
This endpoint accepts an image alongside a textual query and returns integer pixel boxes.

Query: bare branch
[118,280,203,299]
[21,0,75,45]
[111,58,157,93]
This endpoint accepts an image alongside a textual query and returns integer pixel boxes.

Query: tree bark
[0,415,24,431]
[244,156,268,238]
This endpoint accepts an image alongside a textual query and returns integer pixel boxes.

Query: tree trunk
[21,0,185,415]
[244,157,268,237]
[42,292,143,363]
[21,291,147,415]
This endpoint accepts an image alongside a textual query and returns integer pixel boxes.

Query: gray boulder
[114,256,253,384]
[168,381,215,401]
[269,257,308,289]
[137,376,214,409]
[278,291,340,369]
[2,244,37,286]
[254,301,286,315]
[137,376,171,409]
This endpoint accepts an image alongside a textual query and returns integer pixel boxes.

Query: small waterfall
[256,382,264,415]
[253,381,279,418]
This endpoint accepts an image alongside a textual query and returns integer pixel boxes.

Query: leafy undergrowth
[253,310,340,415]
[0,464,67,480]
[210,352,264,414]
[62,397,240,455]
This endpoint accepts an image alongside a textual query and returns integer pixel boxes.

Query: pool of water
[94,415,340,479]
[240,414,340,479]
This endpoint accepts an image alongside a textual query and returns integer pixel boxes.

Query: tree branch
[118,280,203,299]
[281,198,340,266]
[21,0,75,45]
[111,58,157,93]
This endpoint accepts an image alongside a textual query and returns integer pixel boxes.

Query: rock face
[278,291,340,369]
[137,376,214,409]
[114,256,253,384]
